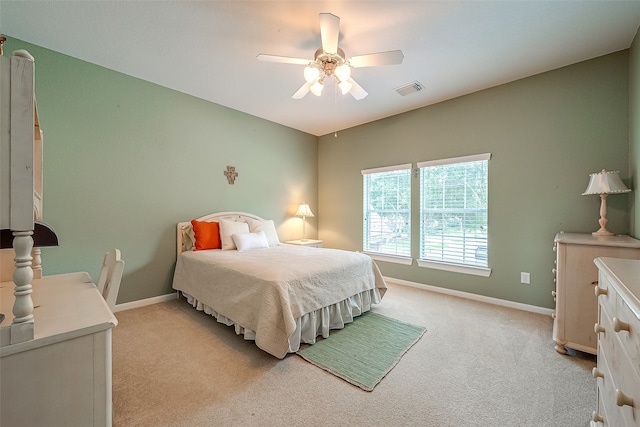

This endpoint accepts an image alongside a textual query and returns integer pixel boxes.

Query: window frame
[417,153,491,277]
[361,163,412,265]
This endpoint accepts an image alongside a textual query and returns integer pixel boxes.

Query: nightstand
[284,239,323,248]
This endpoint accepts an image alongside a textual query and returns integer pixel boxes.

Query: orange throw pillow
[191,220,221,250]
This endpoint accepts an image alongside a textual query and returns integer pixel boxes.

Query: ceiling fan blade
[292,82,311,99]
[257,54,309,65]
[349,50,404,68]
[319,13,340,54]
[348,78,368,100]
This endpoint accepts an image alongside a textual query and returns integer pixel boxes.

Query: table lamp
[582,169,631,236]
[295,203,314,241]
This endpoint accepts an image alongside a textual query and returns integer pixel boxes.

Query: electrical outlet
[521,272,531,284]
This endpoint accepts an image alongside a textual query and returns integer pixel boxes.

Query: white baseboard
[113,293,177,313]
[114,280,554,317]
[385,276,554,316]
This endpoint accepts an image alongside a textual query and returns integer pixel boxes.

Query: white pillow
[246,219,281,247]
[219,219,250,250]
[232,231,269,252]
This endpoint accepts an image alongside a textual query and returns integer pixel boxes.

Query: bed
[172,211,387,358]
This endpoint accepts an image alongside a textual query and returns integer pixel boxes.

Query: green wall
[631,27,640,238]
[3,38,318,304]
[5,35,636,310]
[318,51,631,309]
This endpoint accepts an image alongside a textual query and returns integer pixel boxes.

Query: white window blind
[362,164,411,258]
[419,153,490,268]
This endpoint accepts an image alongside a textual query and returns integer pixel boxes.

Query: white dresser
[0,273,118,427]
[552,233,640,355]
[592,257,640,426]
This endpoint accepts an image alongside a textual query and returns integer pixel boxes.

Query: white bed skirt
[181,288,383,353]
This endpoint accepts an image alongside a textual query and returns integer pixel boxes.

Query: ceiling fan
[257,13,404,100]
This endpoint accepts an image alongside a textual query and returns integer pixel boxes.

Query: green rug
[297,312,426,391]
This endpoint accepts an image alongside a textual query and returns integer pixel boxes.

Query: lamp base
[592,228,614,237]
[592,194,614,237]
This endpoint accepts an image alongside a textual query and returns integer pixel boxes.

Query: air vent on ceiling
[395,81,424,96]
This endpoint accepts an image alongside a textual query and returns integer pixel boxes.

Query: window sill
[416,259,491,277]
[363,252,413,266]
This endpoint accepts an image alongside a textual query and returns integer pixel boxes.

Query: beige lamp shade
[582,169,631,195]
[295,203,315,218]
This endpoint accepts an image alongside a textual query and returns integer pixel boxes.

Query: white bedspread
[172,245,387,358]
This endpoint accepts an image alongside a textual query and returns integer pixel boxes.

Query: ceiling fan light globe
[304,66,320,83]
[335,64,351,82]
[339,80,352,95]
[310,80,324,96]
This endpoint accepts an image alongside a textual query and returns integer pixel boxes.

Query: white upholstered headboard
[176,211,265,257]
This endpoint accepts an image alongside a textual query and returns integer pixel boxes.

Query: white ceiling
[2,1,640,136]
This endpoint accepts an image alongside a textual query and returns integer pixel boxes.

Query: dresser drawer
[599,305,640,426]
[615,296,640,373]
[594,258,640,427]
[592,390,609,426]
[597,271,618,325]
[609,343,640,426]
[596,342,623,427]
[598,303,616,368]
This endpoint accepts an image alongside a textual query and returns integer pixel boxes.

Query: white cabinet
[0,273,118,427]
[592,257,640,426]
[552,233,640,355]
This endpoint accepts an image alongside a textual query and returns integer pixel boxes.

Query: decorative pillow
[190,220,221,250]
[182,225,196,252]
[246,218,281,247]
[219,219,250,250]
[232,231,269,252]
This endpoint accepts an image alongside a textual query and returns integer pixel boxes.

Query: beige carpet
[112,282,596,427]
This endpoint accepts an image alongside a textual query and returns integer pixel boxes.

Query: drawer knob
[613,317,631,333]
[594,323,605,334]
[592,367,604,379]
[551,311,556,319]
[594,286,608,297]
[592,411,604,423]
[616,389,634,407]
[551,291,556,297]
[552,268,556,274]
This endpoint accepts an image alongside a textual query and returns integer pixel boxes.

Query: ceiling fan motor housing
[313,47,347,78]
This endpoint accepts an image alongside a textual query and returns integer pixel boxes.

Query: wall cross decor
[224,166,238,184]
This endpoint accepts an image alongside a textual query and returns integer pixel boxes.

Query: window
[362,164,411,263]
[418,153,490,275]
